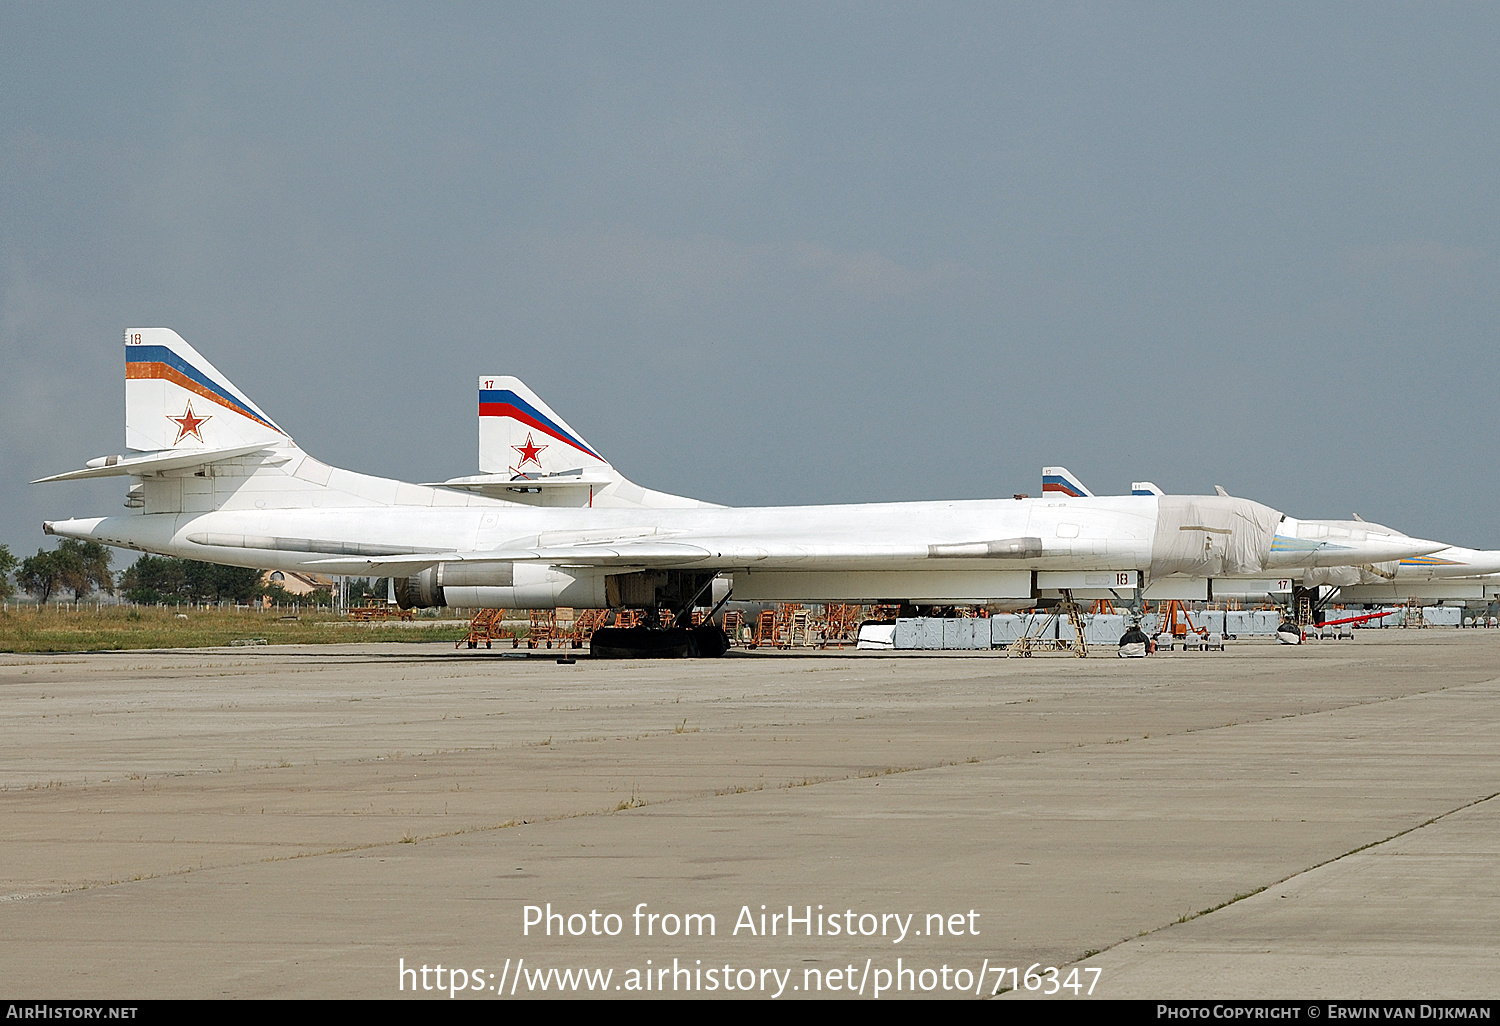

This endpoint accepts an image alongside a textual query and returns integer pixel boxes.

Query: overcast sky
[3,2,1497,564]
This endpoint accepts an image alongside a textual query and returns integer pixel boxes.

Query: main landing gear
[590,621,730,659]
[589,571,731,659]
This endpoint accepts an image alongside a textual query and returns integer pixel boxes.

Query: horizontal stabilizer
[33,442,279,483]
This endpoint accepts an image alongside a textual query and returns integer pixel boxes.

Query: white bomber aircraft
[1297,519,1500,609]
[1301,521,1500,586]
[1046,469,1500,601]
[37,329,1449,656]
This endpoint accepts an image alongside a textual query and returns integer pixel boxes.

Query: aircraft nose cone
[1269,529,1451,569]
[1357,535,1447,562]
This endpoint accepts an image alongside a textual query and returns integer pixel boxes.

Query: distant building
[261,569,332,596]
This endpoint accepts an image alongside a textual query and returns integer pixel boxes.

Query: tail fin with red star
[443,375,718,508]
[124,328,288,453]
[477,376,614,479]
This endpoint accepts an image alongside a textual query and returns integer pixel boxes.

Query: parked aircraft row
[34,328,1485,654]
[1035,467,1500,608]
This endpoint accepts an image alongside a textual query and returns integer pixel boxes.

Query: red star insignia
[512,432,546,468]
[168,402,212,444]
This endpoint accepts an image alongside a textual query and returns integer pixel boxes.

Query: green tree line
[1,542,380,608]
[11,540,115,603]
[119,555,272,605]
[0,544,17,601]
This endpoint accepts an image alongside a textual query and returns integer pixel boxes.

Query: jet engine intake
[394,566,445,609]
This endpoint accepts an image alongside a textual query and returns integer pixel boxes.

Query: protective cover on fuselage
[1148,495,1282,578]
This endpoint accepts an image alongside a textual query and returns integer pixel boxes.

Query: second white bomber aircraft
[1041,468,1500,606]
[37,329,1447,655]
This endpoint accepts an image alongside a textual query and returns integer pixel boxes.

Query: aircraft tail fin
[1041,466,1094,498]
[469,375,721,509]
[125,328,289,453]
[1132,481,1164,496]
[478,376,614,478]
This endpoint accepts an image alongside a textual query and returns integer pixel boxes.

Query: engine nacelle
[395,561,608,610]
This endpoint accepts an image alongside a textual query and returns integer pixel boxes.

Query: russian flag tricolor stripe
[126,346,282,433]
[479,390,602,461]
[1041,476,1085,497]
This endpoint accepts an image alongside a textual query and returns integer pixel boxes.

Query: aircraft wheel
[688,625,730,658]
[589,626,724,659]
